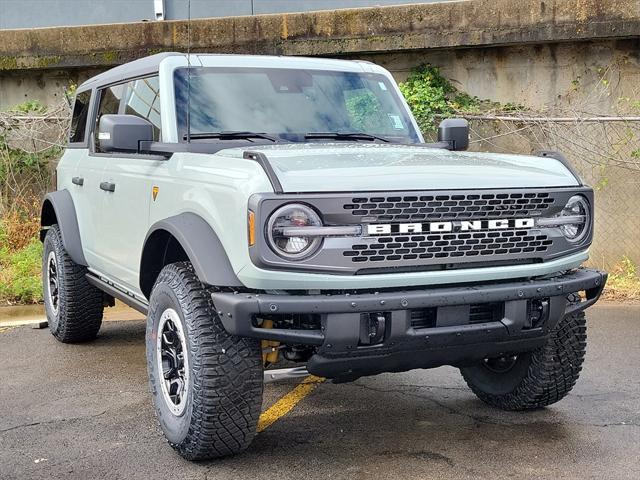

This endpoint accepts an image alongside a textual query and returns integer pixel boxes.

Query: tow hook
[359,312,387,346]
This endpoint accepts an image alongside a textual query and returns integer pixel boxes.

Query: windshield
[174,67,420,143]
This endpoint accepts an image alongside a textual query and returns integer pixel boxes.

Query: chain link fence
[2,103,639,270]
[0,104,70,217]
[462,114,640,271]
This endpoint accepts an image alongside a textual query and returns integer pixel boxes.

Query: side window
[123,76,161,141]
[69,90,92,144]
[95,84,125,152]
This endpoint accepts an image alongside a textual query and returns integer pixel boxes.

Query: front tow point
[359,312,387,346]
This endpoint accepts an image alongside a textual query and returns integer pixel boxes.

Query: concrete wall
[0,0,446,29]
[3,39,639,114]
[1,0,638,110]
[357,39,640,113]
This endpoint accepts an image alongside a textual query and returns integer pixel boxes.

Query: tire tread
[461,294,587,411]
[43,225,103,343]
[147,262,263,460]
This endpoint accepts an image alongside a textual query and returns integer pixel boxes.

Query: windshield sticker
[388,114,404,130]
[378,81,388,91]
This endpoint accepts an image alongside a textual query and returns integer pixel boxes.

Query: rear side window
[69,90,91,144]
[123,76,161,141]
[95,84,125,152]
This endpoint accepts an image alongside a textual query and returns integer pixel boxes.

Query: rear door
[91,76,164,294]
[70,86,125,270]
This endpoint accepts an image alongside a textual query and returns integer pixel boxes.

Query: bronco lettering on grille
[367,218,535,235]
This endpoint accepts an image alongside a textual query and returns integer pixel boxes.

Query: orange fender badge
[152,186,159,201]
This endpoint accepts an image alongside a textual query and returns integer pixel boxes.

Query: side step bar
[86,274,149,315]
[264,366,309,383]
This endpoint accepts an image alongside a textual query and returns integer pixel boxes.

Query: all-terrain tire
[460,294,587,411]
[42,224,103,342]
[146,262,263,461]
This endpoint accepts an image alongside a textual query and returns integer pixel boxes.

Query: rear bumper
[212,268,606,380]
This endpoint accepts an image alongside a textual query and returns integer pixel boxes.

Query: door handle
[100,181,116,192]
[71,176,84,186]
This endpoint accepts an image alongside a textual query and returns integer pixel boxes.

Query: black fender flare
[40,190,87,266]
[141,213,243,295]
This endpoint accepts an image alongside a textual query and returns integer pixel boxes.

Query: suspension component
[261,318,280,366]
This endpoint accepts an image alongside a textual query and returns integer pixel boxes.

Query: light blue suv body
[40,53,606,460]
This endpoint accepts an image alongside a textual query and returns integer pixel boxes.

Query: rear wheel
[460,295,587,411]
[42,224,103,342]
[146,262,263,460]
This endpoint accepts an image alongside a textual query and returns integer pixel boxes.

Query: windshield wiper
[184,131,278,142]
[304,132,391,143]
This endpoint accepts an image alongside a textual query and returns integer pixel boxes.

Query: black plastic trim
[212,268,605,341]
[86,274,149,315]
[212,268,606,379]
[536,150,583,185]
[40,190,87,266]
[141,213,243,295]
[243,150,284,193]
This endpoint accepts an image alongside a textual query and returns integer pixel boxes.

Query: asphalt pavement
[0,304,638,480]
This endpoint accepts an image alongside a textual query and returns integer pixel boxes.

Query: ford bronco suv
[41,53,606,460]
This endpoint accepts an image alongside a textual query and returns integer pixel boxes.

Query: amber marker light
[248,210,256,246]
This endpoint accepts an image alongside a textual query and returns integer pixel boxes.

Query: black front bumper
[212,268,606,380]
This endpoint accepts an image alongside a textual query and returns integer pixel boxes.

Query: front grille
[344,229,553,264]
[344,192,556,222]
[252,187,591,274]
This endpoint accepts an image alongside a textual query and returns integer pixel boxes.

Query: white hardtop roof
[78,52,384,91]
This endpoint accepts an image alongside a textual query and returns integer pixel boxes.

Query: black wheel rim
[483,355,518,373]
[156,308,190,416]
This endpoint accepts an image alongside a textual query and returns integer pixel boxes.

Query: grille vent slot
[469,303,504,324]
[344,193,555,222]
[410,303,503,330]
[344,230,553,263]
[410,308,437,329]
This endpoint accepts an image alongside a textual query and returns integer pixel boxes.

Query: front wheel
[146,262,263,460]
[460,295,587,411]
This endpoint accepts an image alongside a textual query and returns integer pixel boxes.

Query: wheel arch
[140,213,243,299]
[40,190,87,266]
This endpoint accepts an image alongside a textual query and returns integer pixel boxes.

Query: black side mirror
[437,118,469,151]
[98,114,154,153]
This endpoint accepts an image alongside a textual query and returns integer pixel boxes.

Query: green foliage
[0,136,58,190]
[344,90,387,132]
[65,82,78,106]
[10,99,46,114]
[398,64,482,133]
[604,256,640,301]
[0,222,43,305]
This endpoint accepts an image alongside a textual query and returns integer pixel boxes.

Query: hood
[220,144,580,193]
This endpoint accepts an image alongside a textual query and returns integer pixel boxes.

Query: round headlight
[559,195,590,242]
[267,204,323,259]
